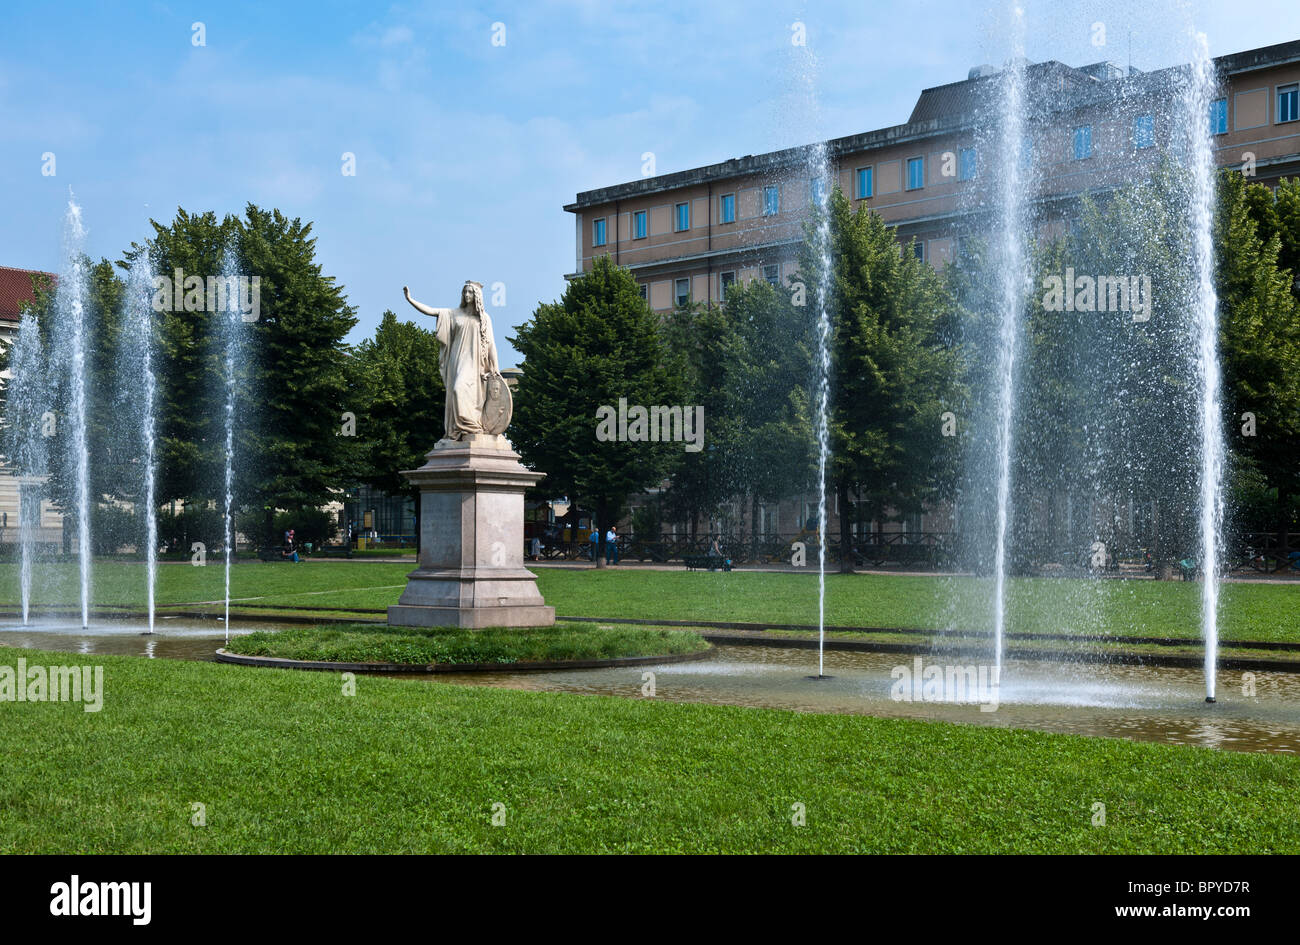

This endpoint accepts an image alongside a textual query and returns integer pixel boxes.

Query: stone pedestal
[387,435,555,629]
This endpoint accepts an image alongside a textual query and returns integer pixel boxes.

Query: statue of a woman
[403,281,510,441]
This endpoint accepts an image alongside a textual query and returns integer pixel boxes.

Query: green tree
[1217,171,1300,550]
[346,310,444,544]
[509,255,683,567]
[800,188,962,572]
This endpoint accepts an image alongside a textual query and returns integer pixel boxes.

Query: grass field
[226,622,707,664]
[1,646,1296,854]
[1,561,1296,643]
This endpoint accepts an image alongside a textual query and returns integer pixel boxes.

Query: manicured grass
[534,569,1300,644]
[226,622,708,665]
[2,561,1297,644]
[0,646,1295,853]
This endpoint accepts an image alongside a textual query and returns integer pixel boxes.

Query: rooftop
[565,38,1300,213]
[0,266,55,322]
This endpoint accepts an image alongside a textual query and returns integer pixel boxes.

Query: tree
[800,188,962,572]
[347,310,444,544]
[239,205,358,540]
[509,255,683,567]
[1217,171,1300,551]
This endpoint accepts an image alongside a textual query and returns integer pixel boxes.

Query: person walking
[606,525,619,565]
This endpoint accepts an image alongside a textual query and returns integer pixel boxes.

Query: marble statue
[403,280,512,440]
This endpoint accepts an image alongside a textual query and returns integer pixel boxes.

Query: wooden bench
[258,546,290,562]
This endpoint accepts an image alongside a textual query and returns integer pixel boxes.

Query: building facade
[562,39,1300,550]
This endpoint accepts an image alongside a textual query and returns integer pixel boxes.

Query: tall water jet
[5,312,49,625]
[54,197,92,629]
[1181,32,1224,701]
[217,246,245,644]
[806,141,834,679]
[989,8,1030,678]
[120,252,160,633]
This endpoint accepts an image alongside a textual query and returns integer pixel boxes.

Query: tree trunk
[1279,482,1292,556]
[838,477,853,574]
[750,493,760,563]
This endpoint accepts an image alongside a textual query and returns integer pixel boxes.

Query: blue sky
[2,0,1297,366]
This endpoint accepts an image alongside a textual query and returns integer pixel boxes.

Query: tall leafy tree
[346,310,444,543]
[799,188,962,572]
[240,205,358,540]
[1217,171,1300,550]
[509,255,683,566]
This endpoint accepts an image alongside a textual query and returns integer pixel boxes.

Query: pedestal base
[387,437,555,630]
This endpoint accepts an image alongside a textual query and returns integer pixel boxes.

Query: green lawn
[1,646,1296,853]
[227,622,707,664]
[2,562,1297,644]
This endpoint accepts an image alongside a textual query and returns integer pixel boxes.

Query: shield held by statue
[482,372,513,434]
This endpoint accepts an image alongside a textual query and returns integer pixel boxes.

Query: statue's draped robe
[434,306,499,438]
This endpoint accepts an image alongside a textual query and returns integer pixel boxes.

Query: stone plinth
[387,435,555,629]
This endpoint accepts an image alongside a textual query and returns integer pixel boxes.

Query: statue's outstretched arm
[403,286,448,319]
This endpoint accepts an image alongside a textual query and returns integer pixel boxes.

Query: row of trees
[3,166,1296,569]
[1,204,441,551]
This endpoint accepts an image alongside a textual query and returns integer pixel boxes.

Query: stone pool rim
[214,645,713,674]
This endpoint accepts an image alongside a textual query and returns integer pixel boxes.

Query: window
[592,217,607,247]
[762,264,780,286]
[1279,85,1299,124]
[763,185,780,215]
[810,177,828,206]
[958,147,977,181]
[856,166,873,199]
[720,271,736,300]
[637,283,648,301]
[912,241,925,262]
[675,278,690,307]
[633,210,647,239]
[1210,97,1228,134]
[719,193,735,223]
[1072,125,1092,160]
[1133,114,1154,149]
[675,202,690,232]
[906,157,924,190]
[1019,136,1034,168]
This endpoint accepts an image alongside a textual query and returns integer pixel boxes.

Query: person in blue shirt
[589,527,599,562]
[605,526,619,564]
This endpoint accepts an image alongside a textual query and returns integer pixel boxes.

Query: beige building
[562,39,1300,549]
[566,39,1300,310]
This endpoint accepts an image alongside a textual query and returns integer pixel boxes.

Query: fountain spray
[809,142,833,680]
[7,313,48,625]
[990,8,1030,679]
[1182,32,1224,702]
[123,254,160,633]
[56,196,93,629]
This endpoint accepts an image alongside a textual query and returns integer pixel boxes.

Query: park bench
[308,544,354,559]
[684,554,732,572]
[258,546,291,562]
